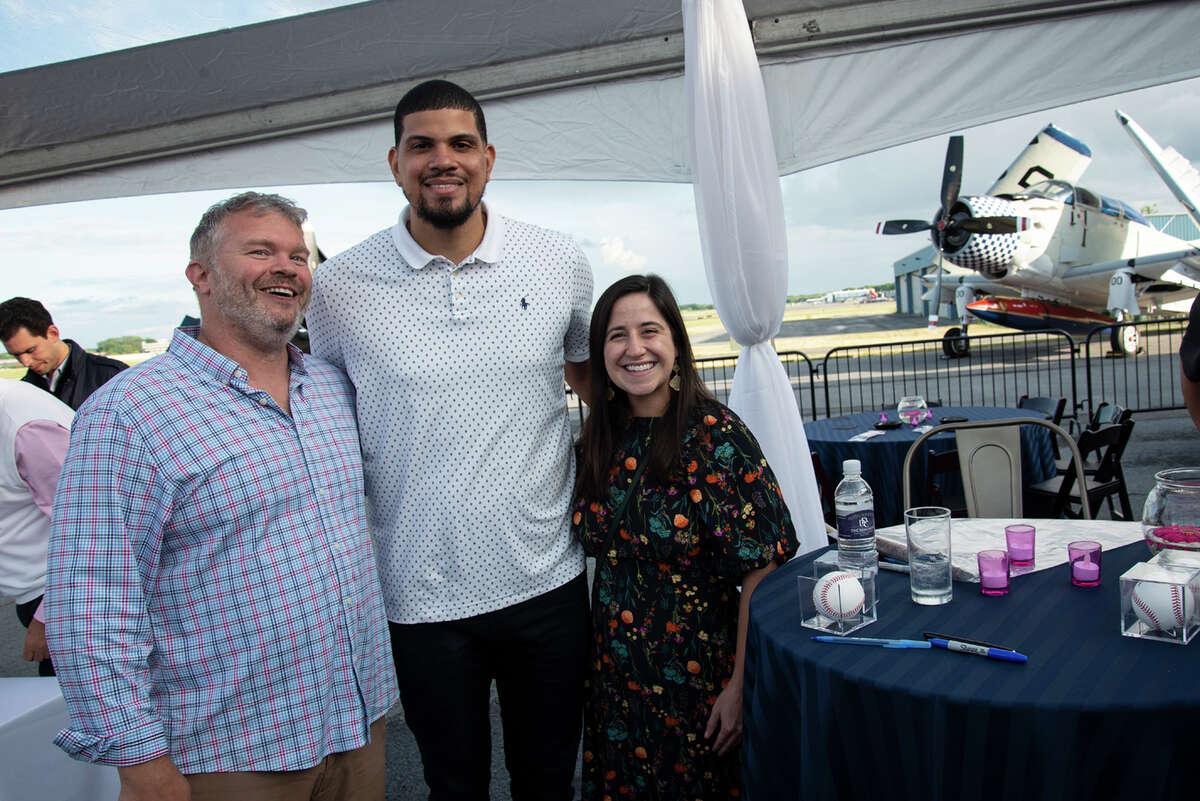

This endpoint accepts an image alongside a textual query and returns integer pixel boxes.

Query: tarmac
[1,409,1195,799]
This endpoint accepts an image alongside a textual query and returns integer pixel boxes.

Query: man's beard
[209,268,308,352]
[412,187,484,230]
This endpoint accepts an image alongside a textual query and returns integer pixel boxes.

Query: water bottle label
[836,509,875,542]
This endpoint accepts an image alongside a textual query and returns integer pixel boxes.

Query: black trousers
[390,573,589,801]
[15,595,54,676]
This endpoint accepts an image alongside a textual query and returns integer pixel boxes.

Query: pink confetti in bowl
[1144,525,1200,556]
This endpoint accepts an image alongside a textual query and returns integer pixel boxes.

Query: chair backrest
[1089,402,1132,430]
[1078,420,1133,483]
[902,417,1090,518]
[1017,395,1067,425]
[956,424,1024,517]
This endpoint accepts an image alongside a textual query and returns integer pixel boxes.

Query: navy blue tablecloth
[805,406,1055,527]
[743,542,1200,801]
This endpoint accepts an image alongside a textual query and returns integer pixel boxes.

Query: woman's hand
[704,679,743,756]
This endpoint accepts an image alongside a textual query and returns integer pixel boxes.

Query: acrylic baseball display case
[1119,550,1200,645]
[797,552,877,635]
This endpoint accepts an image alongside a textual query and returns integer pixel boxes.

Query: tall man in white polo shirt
[306,80,593,801]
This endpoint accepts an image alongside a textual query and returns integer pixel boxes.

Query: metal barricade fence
[1083,317,1189,419]
[820,330,1079,421]
[565,323,1187,433]
[566,351,819,432]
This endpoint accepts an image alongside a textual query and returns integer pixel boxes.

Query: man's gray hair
[189,191,308,264]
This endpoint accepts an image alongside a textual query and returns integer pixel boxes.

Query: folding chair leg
[1118,488,1134,521]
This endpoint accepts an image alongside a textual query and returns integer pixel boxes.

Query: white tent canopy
[4,0,1200,210]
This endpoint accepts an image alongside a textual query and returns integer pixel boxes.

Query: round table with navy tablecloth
[741,541,1200,801]
[804,406,1056,528]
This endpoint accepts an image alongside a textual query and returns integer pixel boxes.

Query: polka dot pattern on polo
[306,208,593,623]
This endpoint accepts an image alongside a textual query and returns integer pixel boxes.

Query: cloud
[598,237,647,271]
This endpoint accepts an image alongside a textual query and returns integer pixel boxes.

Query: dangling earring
[668,362,681,391]
[606,382,615,400]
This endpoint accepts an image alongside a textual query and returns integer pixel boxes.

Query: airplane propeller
[876,135,1027,328]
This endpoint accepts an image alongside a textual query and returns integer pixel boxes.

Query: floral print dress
[572,402,798,800]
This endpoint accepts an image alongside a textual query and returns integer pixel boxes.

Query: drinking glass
[905,506,953,605]
[1068,540,1102,587]
[1005,523,1036,566]
[897,395,928,427]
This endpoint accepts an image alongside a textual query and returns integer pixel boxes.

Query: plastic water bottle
[835,459,877,575]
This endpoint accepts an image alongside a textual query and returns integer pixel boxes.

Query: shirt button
[258,396,269,406]
[454,292,463,302]
[332,541,343,551]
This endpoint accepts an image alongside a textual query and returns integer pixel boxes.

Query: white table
[876,517,1143,581]
[0,678,119,800]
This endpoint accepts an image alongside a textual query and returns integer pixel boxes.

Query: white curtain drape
[683,0,826,555]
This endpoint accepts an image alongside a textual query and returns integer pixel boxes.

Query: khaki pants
[187,717,386,801]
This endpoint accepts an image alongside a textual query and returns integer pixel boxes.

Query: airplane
[823,287,881,303]
[877,111,1200,357]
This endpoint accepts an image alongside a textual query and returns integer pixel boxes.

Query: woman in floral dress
[572,275,798,800]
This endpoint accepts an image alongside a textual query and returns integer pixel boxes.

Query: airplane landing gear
[1109,321,1140,355]
[942,326,970,358]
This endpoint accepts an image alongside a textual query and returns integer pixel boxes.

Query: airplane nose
[940,196,1021,279]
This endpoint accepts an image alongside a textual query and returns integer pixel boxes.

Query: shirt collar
[46,364,64,392]
[46,340,72,390]
[168,327,308,389]
[391,202,504,270]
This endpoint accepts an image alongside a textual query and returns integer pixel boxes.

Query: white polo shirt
[307,206,593,623]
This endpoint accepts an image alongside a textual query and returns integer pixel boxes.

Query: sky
[2,2,1199,349]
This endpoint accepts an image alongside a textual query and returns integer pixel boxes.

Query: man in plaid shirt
[45,192,398,801]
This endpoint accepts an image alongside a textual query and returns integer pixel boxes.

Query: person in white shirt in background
[0,378,73,675]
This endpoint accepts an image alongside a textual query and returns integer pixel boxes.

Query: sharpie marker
[926,637,1027,663]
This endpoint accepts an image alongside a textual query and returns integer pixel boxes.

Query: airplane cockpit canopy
[1011,180,1149,225]
[1013,180,1075,203]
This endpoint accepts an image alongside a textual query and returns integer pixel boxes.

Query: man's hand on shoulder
[118,755,190,801]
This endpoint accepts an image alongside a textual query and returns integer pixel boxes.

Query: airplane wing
[920,271,1012,296]
[1116,109,1200,232]
[1060,247,1200,287]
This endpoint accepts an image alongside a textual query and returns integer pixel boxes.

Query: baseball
[1131,580,1192,632]
[813,571,866,620]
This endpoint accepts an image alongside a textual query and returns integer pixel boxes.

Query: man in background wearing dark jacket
[0,297,128,410]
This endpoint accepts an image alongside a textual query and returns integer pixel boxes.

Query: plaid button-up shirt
[46,328,397,773]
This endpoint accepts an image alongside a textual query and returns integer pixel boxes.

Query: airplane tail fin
[1116,109,1200,231]
[987,123,1091,196]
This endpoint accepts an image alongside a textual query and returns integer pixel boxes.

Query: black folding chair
[1028,420,1135,520]
[1055,403,1133,475]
